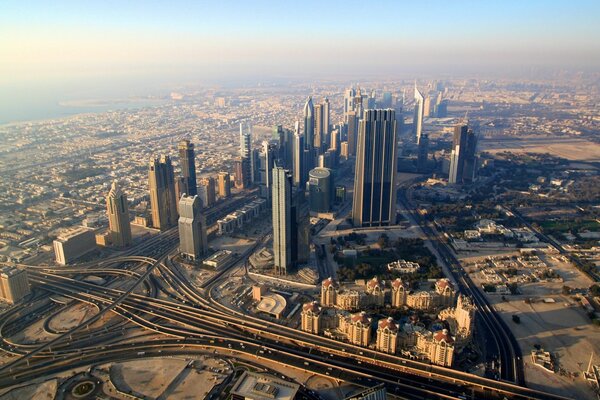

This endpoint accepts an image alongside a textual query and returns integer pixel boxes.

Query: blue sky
[1,0,599,88]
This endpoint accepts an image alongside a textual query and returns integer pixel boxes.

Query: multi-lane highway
[0,199,569,399]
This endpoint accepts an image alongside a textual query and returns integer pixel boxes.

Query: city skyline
[2,1,600,124]
[1,2,600,399]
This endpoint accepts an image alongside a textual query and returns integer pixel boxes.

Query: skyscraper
[417,133,429,172]
[272,166,293,275]
[449,124,468,184]
[449,124,478,184]
[217,172,231,198]
[258,141,276,200]
[199,177,216,207]
[239,122,253,187]
[462,130,478,183]
[303,97,315,169]
[413,84,425,144]
[149,155,178,231]
[178,194,207,260]
[239,122,252,159]
[344,87,356,114]
[308,167,334,213]
[106,181,132,247]
[323,97,330,147]
[346,110,358,156]
[292,122,307,187]
[352,109,398,227]
[314,102,324,152]
[178,139,197,196]
[291,186,310,265]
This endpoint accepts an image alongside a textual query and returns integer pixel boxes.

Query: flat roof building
[53,226,96,265]
[0,266,30,304]
[231,371,299,400]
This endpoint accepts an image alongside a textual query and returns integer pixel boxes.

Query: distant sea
[0,96,171,125]
[0,81,175,125]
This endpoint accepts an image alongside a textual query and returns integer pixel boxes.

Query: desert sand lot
[463,248,599,399]
[481,136,600,163]
[110,356,230,399]
[492,296,599,400]
[0,379,57,400]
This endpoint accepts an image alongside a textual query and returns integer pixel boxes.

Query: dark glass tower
[178,139,197,196]
[352,109,398,227]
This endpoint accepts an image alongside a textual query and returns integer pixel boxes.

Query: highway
[397,189,524,385]
[0,202,569,399]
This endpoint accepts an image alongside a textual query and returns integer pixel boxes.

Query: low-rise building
[230,371,299,400]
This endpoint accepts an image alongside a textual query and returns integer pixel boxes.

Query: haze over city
[1,1,600,400]
[2,0,600,123]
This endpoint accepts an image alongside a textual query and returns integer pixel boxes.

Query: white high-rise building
[106,181,132,247]
[178,195,208,260]
[413,84,425,144]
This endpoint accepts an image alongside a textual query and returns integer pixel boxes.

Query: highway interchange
[0,192,573,400]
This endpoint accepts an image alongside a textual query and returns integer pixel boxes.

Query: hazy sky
[1,0,600,92]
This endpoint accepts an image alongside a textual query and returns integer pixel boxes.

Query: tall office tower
[423,96,431,118]
[259,141,276,199]
[149,155,178,231]
[0,266,30,304]
[178,139,197,196]
[239,122,252,159]
[346,110,358,156]
[413,84,425,144]
[323,97,330,145]
[314,102,324,152]
[199,177,216,207]
[462,129,478,184]
[303,96,315,152]
[217,172,231,198]
[292,123,306,187]
[366,90,376,109]
[178,195,207,260]
[382,91,393,108]
[175,176,187,203]
[449,124,469,184]
[308,167,334,213]
[436,99,448,118]
[292,187,310,265]
[274,125,286,164]
[106,181,132,247]
[344,86,356,114]
[330,127,339,152]
[435,91,443,109]
[352,109,398,227]
[239,122,253,187]
[233,158,245,188]
[251,148,260,185]
[417,134,429,172]
[354,88,364,116]
[272,166,293,275]
[281,128,295,169]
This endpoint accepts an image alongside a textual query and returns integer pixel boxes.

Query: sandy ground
[47,303,97,333]
[480,137,600,163]
[0,379,57,400]
[108,356,231,400]
[492,296,599,400]
[462,246,600,398]
[110,358,187,398]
